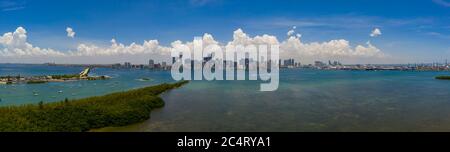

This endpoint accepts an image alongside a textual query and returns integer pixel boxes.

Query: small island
[0,68,110,84]
[435,76,450,80]
[0,80,188,132]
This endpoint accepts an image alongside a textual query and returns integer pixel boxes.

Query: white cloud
[0,27,386,64]
[71,38,171,56]
[0,27,65,58]
[66,27,75,38]
[286,26,302,39]
[228,28,279,46]
[286,26,297,37]
[370,28,382,37]
[287,30,295,37]
[224,28,384,63]
[280,36,384,63]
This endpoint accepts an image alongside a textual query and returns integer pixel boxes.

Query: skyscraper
[149,59,154,69]
[124,62,131,68]
[283,59,295,67]
[162,62,167,69]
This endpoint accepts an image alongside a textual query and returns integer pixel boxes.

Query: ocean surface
[2,64,450,131]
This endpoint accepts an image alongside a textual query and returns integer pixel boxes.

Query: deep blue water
[2,64,450,131]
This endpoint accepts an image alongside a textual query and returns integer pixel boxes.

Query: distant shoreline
[1,62,448,72]
[0,67,110,85]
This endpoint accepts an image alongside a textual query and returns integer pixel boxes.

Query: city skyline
[38,56,450,72]
[0,0,450,64]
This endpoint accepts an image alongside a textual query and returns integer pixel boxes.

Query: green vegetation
[87,76,109,80]
[435,76,450,80]
[26,80,48,84]
[0,75,14,79]
[50,74,80,79]
[0,81,188,132]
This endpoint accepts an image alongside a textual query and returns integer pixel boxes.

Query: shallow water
[98,69,450,132]
[0,64,174,106]
[2,64,450,131]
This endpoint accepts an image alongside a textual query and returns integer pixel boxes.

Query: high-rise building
[314,61,326,67]
[124,62,132,68]
[112,63,121,69]
[283,60,288,67]
[149,59,154,69]
[283,59,295,67]
[162,62,167,69]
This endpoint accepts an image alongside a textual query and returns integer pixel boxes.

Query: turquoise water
[0,64,174,106]
[2,64,450,131]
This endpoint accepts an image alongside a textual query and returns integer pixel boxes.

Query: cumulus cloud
[71,39,171,56]
[280,36,384,63]
[0,27,65,58]
[287,30,295,37]
[370,28,382,37]
[286,26,298,37]
[0,27,174,63]
[66,27,75,38]
[222,28,384,63]
[0,27,386,64]
[228,28,279,46]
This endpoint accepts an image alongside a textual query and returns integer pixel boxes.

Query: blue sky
[0,0,450,64]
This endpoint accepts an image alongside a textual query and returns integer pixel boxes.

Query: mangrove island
[435,76,450,80]
[0,80,189,132]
